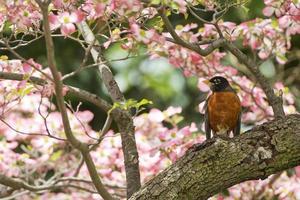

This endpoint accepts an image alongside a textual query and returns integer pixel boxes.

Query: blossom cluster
[0,1,41,32]
[0,82,202,198]
[211,168,300,200]
[263,0,300,37]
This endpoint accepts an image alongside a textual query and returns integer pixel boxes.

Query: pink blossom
[198,78,210,92]
[148,109,165,122]
[263,6,275,16]
[165,106,182,117]
[49,11,85,36]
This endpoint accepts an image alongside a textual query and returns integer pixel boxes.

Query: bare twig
[3,40,54,81]
[0,35,43,50]
[0,117,67,141]
[0,173,97,193]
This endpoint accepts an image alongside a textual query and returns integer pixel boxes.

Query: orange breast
[208,92,241,133]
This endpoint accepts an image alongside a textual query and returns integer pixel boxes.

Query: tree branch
[129,114,300,200]
[77,21,141,198]
[0,71,111,112]
[35,2,113,199]
[224,42,285,118]
[0,173,97,194]
[158,8,225,56]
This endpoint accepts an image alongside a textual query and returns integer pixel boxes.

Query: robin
[203,76,241,139]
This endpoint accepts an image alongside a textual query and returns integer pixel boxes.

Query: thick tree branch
[129,114,300,200]
[77,21,141,198]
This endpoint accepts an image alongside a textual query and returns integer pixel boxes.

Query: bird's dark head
[204,76,230,92]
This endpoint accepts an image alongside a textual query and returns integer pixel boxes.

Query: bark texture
[130,114,300,200]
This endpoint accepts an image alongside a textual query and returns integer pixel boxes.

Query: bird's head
[203,76,230,92]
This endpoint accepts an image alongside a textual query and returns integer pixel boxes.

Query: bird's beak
[202,79,211,86]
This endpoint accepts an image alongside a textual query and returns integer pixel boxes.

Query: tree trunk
[130,114,300,200]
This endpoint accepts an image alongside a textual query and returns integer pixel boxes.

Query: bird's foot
[215,134,232,141]
[190,137,216,152]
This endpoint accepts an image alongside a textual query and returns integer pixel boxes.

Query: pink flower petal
[263,6,275,16]
[61,23,75,36]
[197,78,210,92]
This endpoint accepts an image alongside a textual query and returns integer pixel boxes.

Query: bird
[203,76,241,140]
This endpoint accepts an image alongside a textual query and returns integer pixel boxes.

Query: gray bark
[130,114,300,200]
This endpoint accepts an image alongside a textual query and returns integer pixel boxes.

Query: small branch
[159,8,225,56]
[187,4,211,24]
[224,42,285,118]
[0,35,43,50]
[88,114,113,152]
[35,1,114,199]
[99,114,113,139]
[77,21,141,198]
[0,173,96,193]
[62,39,96,80]
[0,71,111,112]
[3,40,54,81]
[0,118,66,141]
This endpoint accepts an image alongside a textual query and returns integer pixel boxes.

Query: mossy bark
[130,114,300,200]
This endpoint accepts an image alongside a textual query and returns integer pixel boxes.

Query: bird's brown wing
[233,107,241,137]
[204,96,212,140]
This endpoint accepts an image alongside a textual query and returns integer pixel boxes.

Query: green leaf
[108,102,122,114]
[145,16,163,30]
[135,98,153,109]
[18,85,34,97]
[241,5,249,13]
[171,115,184,124]
[151,0,161,4]
[50,150,63,161]
[276,53,288,64]
[108,98,153,114]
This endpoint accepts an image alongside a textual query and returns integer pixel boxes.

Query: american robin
[203,76,241,139]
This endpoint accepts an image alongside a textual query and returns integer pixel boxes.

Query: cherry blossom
[49,10,85,36]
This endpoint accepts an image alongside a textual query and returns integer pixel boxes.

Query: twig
[158,7,225,56]
[0,117,66,141]
[0,71,112,112]
[3,40,54,82]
